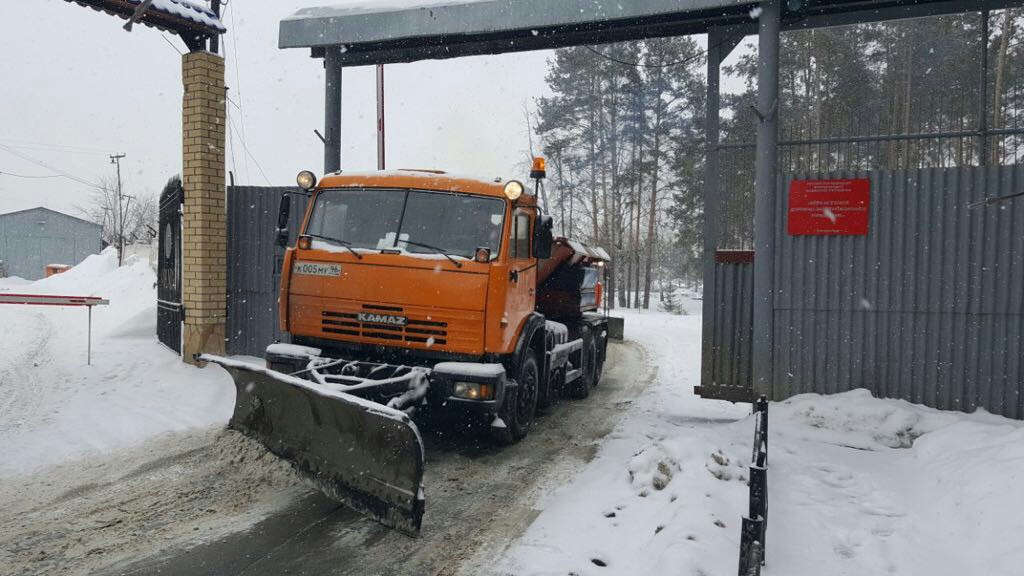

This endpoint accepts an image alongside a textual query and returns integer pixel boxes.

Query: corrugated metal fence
[698,250,754,402]
[702,165,1024,419]
[773,165,1024,418]
[226,186,308,357]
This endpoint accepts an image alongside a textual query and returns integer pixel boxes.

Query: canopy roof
[65,0,225,49]
[279,0,1015,66]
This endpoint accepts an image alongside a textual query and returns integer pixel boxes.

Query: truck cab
[270,166,607,444]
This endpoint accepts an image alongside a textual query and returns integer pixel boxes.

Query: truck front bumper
[265,344,509,416]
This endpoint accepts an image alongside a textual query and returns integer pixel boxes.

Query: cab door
[504,207,536,346]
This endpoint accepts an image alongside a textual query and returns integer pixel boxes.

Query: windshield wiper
[305,233,363,259]
[401,240,463,268]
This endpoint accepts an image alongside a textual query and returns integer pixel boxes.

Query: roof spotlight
[504,180,524,201]
[296,170,317,190]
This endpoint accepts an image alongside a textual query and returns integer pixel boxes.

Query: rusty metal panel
[772,165,1024,418]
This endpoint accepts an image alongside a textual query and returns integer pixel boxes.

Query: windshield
[305,188,506,260]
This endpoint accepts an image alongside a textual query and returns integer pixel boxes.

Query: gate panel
[696,250,754,402]
[157,176,183,354]
[226,186,307,357]
[700,165,1024,419]
[772,165,1024,418]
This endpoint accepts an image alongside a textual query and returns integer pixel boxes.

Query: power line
[227,113,271,185]
[584,44,713,69]
[0,143,104,189]
[0,170,67,179]
[225,1,252,183]
[0,138,110,155]
[161,33,185,55]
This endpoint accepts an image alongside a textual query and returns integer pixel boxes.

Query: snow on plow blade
[199,355,426,536]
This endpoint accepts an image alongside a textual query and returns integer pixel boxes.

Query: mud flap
[200,355,426,536]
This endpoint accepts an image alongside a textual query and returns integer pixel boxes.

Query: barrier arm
[0,294,110,365]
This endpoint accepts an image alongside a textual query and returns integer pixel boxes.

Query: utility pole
[110,153,126,266]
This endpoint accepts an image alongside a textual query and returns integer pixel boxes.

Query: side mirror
[533,215,554,259]
[275,194,291,248]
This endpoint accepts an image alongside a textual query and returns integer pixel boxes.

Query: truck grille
[322,304,448,346]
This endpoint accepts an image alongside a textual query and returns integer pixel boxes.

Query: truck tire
[593,327,605,387]
[492,350,539,445]
[568,325,596,399]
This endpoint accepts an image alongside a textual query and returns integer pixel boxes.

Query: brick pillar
[181,51,226,363]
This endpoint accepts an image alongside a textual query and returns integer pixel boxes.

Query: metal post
[324,47,343,174]
[377,64,386,170]
[752,1,780,400]
[979,9,990,166]
[87,305,92,366]
[701,29,724,393]
[209,0,221,54]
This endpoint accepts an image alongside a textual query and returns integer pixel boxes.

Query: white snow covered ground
[3,259,1024,576]
[497,291,1024,576]
[0,249,234,477]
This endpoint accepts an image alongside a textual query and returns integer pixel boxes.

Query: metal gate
[699,165,1024,418]
[157,176,184,354]
[226,186,307,357]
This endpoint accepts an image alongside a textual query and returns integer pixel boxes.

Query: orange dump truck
[203,159,609,536]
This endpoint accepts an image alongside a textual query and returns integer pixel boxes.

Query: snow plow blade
[199,355,426,536]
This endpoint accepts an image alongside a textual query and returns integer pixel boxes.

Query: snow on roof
[285,0,490,20]
[65,0,226,35]
[149,0,225,31]
[280,0,756,51]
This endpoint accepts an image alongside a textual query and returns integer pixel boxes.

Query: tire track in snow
[0,310,53,434]
[0,429,309,576]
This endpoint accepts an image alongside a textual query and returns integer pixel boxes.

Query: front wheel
[491,351,539,445]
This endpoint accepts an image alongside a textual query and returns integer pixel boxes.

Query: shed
[0,207,103,280]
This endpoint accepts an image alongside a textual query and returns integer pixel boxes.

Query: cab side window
[512,210,531,259]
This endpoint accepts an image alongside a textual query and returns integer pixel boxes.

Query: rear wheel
[568,325,596,399]
[491,351,539,445]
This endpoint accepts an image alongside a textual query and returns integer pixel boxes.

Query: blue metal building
[0,207,103,280]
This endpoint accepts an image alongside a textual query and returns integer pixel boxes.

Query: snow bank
[498,309,1024,576]
[772,388,978,450]
[0,248,233,477]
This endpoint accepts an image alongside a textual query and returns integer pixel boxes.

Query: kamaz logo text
[358,313,408,326]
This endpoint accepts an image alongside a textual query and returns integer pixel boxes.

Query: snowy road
[5,260,1024,576]
[1,340,650,576]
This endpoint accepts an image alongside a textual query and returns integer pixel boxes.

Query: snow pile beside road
[498,310,1024,576]
[0,248,234,477]
[773,388,976,450]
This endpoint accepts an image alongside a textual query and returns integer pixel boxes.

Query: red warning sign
[788,179,870,236]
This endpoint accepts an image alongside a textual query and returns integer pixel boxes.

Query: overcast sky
[0,1,750,217]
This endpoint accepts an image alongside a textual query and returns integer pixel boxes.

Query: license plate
[294,261,341,277]
[358,312,408,326]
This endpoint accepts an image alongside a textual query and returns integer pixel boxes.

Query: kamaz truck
[204,158,610,536]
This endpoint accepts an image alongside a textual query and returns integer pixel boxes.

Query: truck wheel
[568,326,596,399]
[492,351,539,445]
[593,330,605,387]
[537,368,560,411]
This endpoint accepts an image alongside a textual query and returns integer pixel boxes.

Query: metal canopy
[65,0,225,51]
[280,0,1016,66]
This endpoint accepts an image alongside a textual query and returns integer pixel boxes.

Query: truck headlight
[453,382,494,400]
